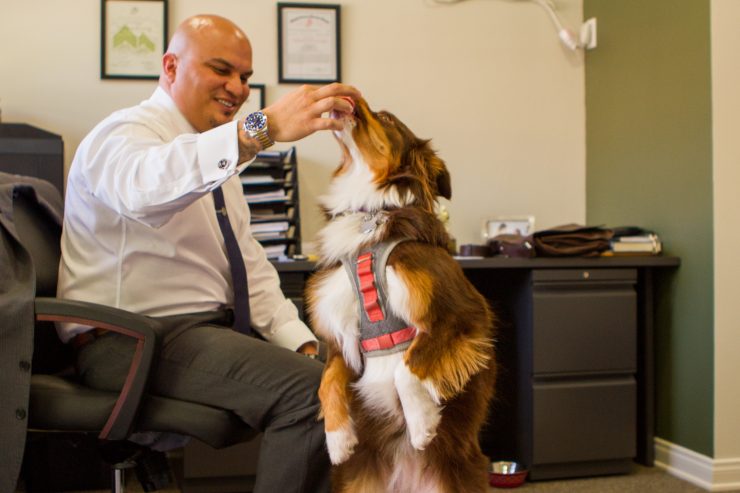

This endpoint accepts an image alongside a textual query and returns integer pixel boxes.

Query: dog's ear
[408,142,452,202]
[426,152,451,200]
[435,162,452,200]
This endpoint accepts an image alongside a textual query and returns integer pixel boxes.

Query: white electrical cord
[428,0,586,50]
[530,0,579,50]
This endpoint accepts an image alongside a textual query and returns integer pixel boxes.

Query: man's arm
[236,83,361,162]
[80,118,246,228]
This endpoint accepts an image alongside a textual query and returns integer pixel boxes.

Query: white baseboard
[654,437,740,491]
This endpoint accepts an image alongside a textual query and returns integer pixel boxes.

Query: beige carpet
[32,463,724,493]
[506,464,715,492]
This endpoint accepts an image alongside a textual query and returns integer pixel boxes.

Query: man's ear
[162,53,178,83]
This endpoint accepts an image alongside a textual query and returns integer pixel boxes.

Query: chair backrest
[12,188,61,297]
[12,187,72,374]
[14,181,256,453]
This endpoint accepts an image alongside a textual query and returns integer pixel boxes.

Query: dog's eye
[377,112,393,124]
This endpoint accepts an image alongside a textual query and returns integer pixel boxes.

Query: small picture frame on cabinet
[483,216,535,239]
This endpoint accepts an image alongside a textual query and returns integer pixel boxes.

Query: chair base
[112,459,136,493]
[22,433,110,492]
[103,442,174,493]
[21,433,174,493]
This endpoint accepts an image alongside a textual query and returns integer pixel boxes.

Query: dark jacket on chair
[0,172,63,493]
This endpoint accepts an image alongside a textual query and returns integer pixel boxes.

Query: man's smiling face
[167,21,253,132]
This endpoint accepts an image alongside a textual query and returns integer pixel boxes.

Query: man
[57,14,359,493]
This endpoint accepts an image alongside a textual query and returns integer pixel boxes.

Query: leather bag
[487,234,535,258]
[532,224,613,257]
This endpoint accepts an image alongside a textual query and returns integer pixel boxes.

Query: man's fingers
[310,116,344,133]
[311,95,355,119]
[266,82,360,142]
[334,97,355,114]
[311,82,362,104]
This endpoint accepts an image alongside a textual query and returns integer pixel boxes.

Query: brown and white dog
[306,98,496,493]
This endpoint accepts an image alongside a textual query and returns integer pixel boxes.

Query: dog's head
[324,98,451,216]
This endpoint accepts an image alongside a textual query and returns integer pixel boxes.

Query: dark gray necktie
[213,187,252,335]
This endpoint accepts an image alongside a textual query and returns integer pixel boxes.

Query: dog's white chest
[313,266,412,417]
[353,353,406,417]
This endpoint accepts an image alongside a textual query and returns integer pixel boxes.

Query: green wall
[584,1,714,456]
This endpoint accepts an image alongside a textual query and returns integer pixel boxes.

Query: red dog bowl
[489,461,528,488]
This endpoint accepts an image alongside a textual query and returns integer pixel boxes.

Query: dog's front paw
[326,424,358,464]
[407,405,442,451]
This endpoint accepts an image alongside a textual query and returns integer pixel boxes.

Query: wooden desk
[184,255,679,488]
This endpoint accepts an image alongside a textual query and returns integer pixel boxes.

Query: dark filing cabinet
[482,267,638,480]
[0,123,64,193]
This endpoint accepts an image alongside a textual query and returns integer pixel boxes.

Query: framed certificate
[278,3,341,84]
[101,0,168,79]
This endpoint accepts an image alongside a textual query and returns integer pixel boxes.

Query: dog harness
[343,239,416,357]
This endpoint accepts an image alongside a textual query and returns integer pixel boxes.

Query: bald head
[165,15,249,60]
[160,14,254,132]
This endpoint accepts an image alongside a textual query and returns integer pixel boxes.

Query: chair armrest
[34,297,159,441]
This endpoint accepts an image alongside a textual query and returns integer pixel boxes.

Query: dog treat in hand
[339,96,355,113]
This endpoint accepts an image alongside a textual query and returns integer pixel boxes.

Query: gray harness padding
[342,239,415,357]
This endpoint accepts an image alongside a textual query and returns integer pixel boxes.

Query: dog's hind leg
[426,442,491,493]
[333,452,389,493]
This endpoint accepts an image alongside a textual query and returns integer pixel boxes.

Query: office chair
[13,185,256,492]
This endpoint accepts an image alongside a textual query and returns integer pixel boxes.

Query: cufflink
[218,158,229,169]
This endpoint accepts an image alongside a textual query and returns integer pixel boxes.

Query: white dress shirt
[57,87,316,350]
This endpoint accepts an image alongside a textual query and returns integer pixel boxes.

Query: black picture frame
[249,84,266,110]
[235,84,267,121]
[278,3,341,84]
[101,0,168,80]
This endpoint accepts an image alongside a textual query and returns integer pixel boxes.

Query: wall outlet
[580,17,597,50]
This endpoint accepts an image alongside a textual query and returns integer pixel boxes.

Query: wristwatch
[243,111,274,150]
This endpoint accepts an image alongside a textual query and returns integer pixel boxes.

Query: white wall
[711,0,740,461]
[0,0,585,248]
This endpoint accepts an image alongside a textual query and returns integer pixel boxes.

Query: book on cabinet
[610,233,662,255]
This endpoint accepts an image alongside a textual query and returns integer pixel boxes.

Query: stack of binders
[609,227,662,255]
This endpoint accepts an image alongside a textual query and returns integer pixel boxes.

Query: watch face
[245,111,267,132]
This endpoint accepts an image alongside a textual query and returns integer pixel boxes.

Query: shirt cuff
[268,319,318,352]
[197,120,240,184]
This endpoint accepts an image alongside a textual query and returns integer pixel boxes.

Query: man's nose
[225,75,247,100]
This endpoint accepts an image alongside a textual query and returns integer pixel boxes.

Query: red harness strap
[357,252,384,322]
[354,246,417,354]
[361,326,417,352]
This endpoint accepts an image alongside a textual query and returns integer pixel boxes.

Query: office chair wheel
[97,441,173,492]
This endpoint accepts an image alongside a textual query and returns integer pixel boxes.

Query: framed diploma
[278,3,341,84]
[101,0,168,79]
